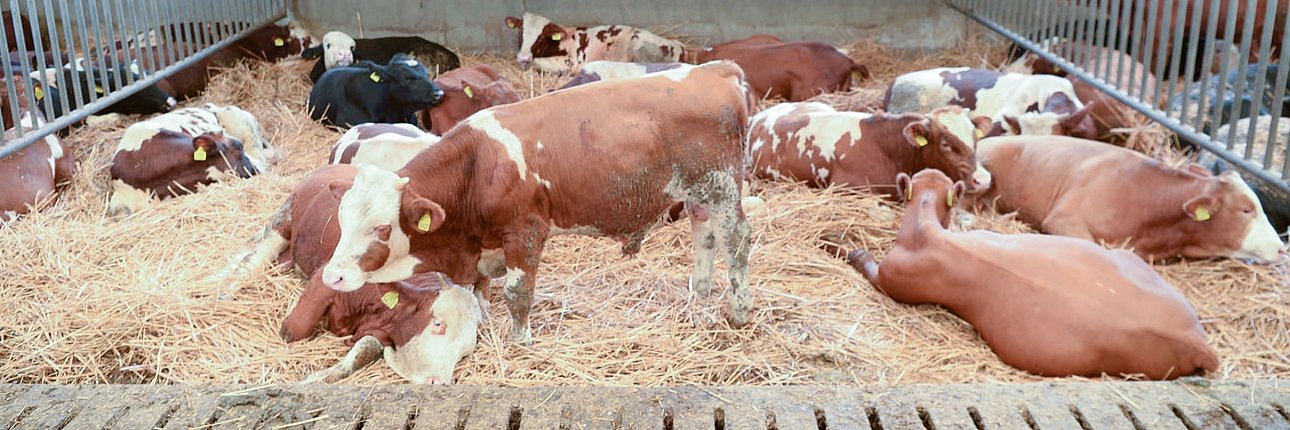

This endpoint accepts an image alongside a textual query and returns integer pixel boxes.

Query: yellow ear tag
[94,85,103,94]
[974,129,984,139]
[381,291,399,309]
[369,72,381,83]
[507,21,517,29]
[551,33,562,41]
[946,189,955,207]
[464,86,473,98]
[193,147,207,161]
[33,86,42,100]
[904,183,913,201]
[417,213,433,232]
[915,136,928,147]
[1194,206,1211,222]
[274,38,285,47]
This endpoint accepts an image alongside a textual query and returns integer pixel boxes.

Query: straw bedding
[1,32,1286,386]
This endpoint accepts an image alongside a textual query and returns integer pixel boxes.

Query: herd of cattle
[0,10,1288,385]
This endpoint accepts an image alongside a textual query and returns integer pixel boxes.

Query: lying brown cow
[417,64,521,135]
[331,123,441,171]
[317,61,753,344]
[0,78,75,223]
[225,164,482,384]
[976,135,1286,263]
[696,35,869,101]
[109,104,280,214]
[747,102,991,197]
[849,169,1218,379]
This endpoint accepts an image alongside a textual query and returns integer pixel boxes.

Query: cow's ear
[403,197,446,234]
[1003,115,1022,134]
[970,116,992,139]
[1182,195,1218,222]
[896,172,913,202]
[328,180,352,200]
[191,134,218,162]
[1185,163,1212,177]
[902,120,932,148]
[504,16,521,29]
[301,45,322,59]
[949,181,967,208]
[1061,102,1093,127]
[550,28,568,41]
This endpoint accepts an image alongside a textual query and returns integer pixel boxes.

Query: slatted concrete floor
[1,380,1288,429]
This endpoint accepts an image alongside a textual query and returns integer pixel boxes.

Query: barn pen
[1,0,1288,428]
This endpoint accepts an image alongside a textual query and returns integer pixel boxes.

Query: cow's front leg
[301,335,383,383]
[500,216,549,345]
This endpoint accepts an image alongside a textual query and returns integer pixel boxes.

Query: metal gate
[0,0,287,159]
[946,0,1290,194]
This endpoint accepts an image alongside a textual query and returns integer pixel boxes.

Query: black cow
[307,54,445,128]
[34,61,176,119]
[304,31,460,83]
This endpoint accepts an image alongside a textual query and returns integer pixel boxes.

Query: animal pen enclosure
[1,0,1289,429]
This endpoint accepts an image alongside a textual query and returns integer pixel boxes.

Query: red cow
[109,104,280,214]
[503,12,690,73]
[747,102,992,197]
[0,77,74,223]
[316,62,753,344]
[696,35,869,101]
[330,122,440,171]
[847,168,1218,379]
[976,135,1286,263]
[417,64,521,135]
[885,67,1098,140]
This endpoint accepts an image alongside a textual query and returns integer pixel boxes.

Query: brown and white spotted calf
[503,12,690,74]
[109,104,281,214]
[0,78,75,223]
[224,164,481,384]
[748,102,991,198]
[884,67,1098,140]
[318,61,753,343]
[330,123,441,172]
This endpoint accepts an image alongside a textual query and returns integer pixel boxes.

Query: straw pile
[1,32,1286,387]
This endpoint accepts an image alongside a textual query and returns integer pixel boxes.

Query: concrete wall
[289,0,968,54]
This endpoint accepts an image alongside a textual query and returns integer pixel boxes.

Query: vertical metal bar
[1145,0,1172,106]
[1191,0,1225,132]
[1240,0,1278,164]
[56,0,85,116]
[7,0,31,136]
[1210,0,1245,143]
[121,0,145,77]
[23,0,52,122]
[1163,0,1191,116]
[168,1,191,59]
[0,2,22,136]
[1060,0,1076,63]
[1266,19,1290,176]
[147,0,173,68]
[112,0,136,85]
[1101,0,1122,79]
[1116,0,1140,93]
[1089,0,1108,79]
[100,0,128,87]
[40,0,69,121]
[1137,0,1160,104]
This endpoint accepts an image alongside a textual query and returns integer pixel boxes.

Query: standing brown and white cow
[315,61,753,343]
[885,67,1098,140]
[417,64,521,135]
[0,78,75,223]
[848,169,1218,379]
[747,102,992,197]
[109,104,281,214]
[503,12,690,74]
[976,135,1286,263]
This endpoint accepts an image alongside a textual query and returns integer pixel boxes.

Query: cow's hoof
[508,327,533,346]
[725,306,752,328]
[688,275,714,297]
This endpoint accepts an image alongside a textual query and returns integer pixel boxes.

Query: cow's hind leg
[689,172,753,327]
[688,203,717,297]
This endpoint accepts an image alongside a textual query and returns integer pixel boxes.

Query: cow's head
[384,283,482,385]
[309,31,356,69]
[379,55,445,107]
[241,24,298,61]
[193,131,258,178]
[422,79,518,134]
[905,106,992,192]
[896,168,965,229]
[504,12,569,68]
[209,104,281,172]
[322,165,428,292]
[1174,166,1286,263]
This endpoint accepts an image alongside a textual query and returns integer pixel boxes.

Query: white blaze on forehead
[797,109,868,161]
[328,166,410,291]
[468,110,527,179]
[518,12,552,58]
[1012,112,1063,135]
[1227,174,1287,263]
[384,285,482,384]
[931,108,976,146]
[886,67,968,114]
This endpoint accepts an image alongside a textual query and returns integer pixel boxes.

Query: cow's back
[443,61,748,235]
[0,138,58,221]
[976,136,1122,221]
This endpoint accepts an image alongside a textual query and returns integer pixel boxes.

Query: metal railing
[947,0,1290,193]
[0,0,287,159]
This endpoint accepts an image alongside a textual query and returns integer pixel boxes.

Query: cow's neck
[897,189,950,247]
[395,134,483,281]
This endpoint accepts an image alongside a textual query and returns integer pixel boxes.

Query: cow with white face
[302,31,356,82]
[319,61,753,344]
[884,67,1098,140]
[503,12,690,74]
